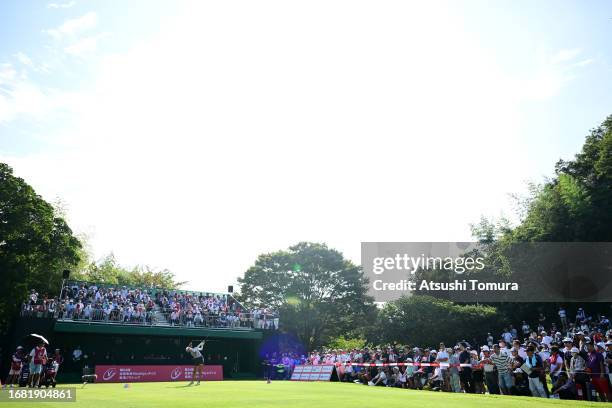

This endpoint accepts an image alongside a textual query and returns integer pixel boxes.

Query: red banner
[95,365,223,383]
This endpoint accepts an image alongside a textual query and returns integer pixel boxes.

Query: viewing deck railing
[20,306,279,330]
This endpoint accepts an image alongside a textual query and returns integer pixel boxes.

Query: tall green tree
[469,114,612,323]
[0,163,82,328]
[76,252,184,289]
[237,242,375,350]
[511,115,612,242]
[371,295,506,347]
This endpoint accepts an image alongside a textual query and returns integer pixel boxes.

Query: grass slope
[0,381,604,408]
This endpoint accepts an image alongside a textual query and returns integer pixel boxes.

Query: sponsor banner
[290,365,334,381]
[95,365,223,383]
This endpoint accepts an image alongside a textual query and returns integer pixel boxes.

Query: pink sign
[95,365,223,383]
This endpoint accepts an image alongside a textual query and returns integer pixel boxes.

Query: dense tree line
[74,252,185,289]
[0,163,183,332]
[0,163,82,330]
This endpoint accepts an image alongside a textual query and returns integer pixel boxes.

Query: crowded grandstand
[20,282,279,330]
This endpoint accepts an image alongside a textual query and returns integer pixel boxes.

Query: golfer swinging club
[185,340,205,386]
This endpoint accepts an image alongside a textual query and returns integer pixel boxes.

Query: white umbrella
[29,333,49,345]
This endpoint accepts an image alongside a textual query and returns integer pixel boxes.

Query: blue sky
[1,1,611,291]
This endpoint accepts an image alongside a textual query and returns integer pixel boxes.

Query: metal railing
[20,305,280,330]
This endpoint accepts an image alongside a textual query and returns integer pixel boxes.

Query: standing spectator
[480,346,500,395]
[448,347,461,393]
[458,343,473,393]
[509,325,518,340]
[72,346,82,363]
[600,316,610,332]
[491,344,513,395]
[541,331,553,347]
[562,337,574,372]
[576,308,586,325]
[548,346,563,384]
[512,340,527,360]
[524,346,546,398]
[606,341,612,386]
[471,350,485,394]
[29,290,38,307]
[586,342,611,402]
[521,321,531,337]
[436,343,449,388]
[558,307,568,330]
[502,328,512,345]
[538,312,546,327]
[569,347,588,395]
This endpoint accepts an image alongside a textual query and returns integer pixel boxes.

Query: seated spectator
[551,372,576,400]
[370,368,387,386]
[511,368,531,396]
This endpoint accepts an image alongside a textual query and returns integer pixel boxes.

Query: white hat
[570,347,579,353]
[481,346,490,351]
[563,337,573,343]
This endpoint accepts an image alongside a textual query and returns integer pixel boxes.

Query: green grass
[0,381,605,408]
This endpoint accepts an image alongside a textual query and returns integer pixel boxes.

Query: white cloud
[45,12,97,39]
[64,33,107,56]
[0,63,17,83]
[0,81,47,122]
[0,62,81,123]
[573,58,594,68]
[47,1,76,9]
[514,48,594,101]
[14,52,33,67]
[550,48,582,64]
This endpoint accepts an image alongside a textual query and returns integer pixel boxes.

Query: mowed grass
[0,381,605,408]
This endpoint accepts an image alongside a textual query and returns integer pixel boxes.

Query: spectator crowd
[299,307,612,402]
[21,282,279,330]
[156,289,278,329]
